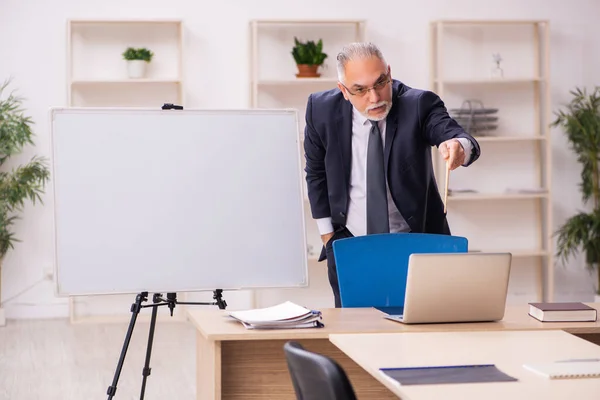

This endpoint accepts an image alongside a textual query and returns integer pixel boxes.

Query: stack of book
[528,302,597,322]
[228,301,323,329]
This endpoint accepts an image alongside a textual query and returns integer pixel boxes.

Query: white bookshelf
[67,19,184,107]
[430,20,553,302]
[65,19,186,323]
[250,18,365,258]
[248,19,365,308]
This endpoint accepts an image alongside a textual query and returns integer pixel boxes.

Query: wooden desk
[186,304,600,400]
[329,330,600,399]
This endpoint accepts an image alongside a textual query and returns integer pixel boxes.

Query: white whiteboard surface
[50,107,308,296]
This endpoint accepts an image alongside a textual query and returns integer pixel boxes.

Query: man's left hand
[439,139,465,170]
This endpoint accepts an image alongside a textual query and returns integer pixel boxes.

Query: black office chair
[283,341,357,400]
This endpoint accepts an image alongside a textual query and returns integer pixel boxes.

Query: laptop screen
[374,306,405,316]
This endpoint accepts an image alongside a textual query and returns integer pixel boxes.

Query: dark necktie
[366,120,390,234]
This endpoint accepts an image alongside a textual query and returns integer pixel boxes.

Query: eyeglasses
[340,73,391,97]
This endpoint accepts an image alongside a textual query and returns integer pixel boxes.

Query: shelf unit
[64,19,186,323]
[250,18,365,259]
[248,19,365,308]
[67,19,184,108]
[430,20,553,302]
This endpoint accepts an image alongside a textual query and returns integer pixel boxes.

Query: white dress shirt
[315,106,473,236]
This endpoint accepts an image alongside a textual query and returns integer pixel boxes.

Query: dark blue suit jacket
[303,79,480,238]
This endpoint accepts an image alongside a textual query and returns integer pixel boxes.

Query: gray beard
[362,101,392,121]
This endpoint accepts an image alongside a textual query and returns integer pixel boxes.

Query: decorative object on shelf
[449,99,498,136]
[491,53,504,79]
[291,37,328,78]
[448,188,478,195]
[0,78,51,326]
[122,47,154,79]
[553,86,600,297]
[307,244,315,259]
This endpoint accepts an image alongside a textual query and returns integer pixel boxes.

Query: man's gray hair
[336,42,387,82]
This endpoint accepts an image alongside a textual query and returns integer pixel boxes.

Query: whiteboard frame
[49,106,309,296]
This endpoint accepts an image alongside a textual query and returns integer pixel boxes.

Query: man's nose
[368,88,381,103]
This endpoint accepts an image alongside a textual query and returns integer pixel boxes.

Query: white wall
[1,0,599,319]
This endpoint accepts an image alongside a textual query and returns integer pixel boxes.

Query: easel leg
[139,293,161,399]
[105,289,227,398]
[107,292,148,399]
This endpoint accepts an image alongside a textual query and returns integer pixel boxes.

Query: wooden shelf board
[432,19,548,26]
[511,250,550,258]
[256,78,338,85]
[71,79,181,85]
[252,19,365,25]
[69,19,182,25]
[436,77,543,85]
[473,136,547,142]
[448,193,548,201]
[472,249,549,258]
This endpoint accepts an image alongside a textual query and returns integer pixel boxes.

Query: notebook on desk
[380,364,518,385]
[377,252,512,324]
[523,360,600,379]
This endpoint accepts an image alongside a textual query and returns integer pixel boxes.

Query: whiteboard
[50,108,308,296]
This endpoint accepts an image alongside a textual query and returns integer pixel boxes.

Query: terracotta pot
[296,64,320,78]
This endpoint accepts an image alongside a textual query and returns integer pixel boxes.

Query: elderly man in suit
[303,42,481,307]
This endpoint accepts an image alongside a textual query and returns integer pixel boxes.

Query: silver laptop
[378,252,512,324]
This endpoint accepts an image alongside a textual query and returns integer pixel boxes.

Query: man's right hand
[321,232,335,246]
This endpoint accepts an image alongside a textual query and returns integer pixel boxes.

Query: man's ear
[337,82,349,101]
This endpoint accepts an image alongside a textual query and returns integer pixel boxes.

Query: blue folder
[380,364,518,385]
[332,233,468,308]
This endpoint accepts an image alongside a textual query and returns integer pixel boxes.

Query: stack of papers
[228,301,323,330]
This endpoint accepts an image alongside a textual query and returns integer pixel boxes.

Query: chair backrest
[283,341,357,400]
[332,232,468,308]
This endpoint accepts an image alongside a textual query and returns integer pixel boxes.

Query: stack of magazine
[228,301,323,329]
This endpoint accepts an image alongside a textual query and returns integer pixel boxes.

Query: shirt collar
[352,106,371,126]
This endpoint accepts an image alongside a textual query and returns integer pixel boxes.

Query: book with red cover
[528,302,597,322]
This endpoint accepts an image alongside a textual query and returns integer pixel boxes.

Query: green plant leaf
[552,86,600,208]
[0,78,50,259]
[122,47,154,62]
[553,85,600,292]
[0,79,35,166]
[291,37,328,66]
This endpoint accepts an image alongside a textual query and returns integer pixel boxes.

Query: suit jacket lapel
[336,100,353,187]
[384,92,399,172]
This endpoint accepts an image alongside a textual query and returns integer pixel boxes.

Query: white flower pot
[127,60,147,79]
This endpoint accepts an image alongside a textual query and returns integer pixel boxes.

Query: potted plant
[553,86,600,301]
[291,37,328,78]
[122,47,154,79]
[0,79,50,325]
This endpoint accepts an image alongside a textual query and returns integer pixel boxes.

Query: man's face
[338,56,393,121]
